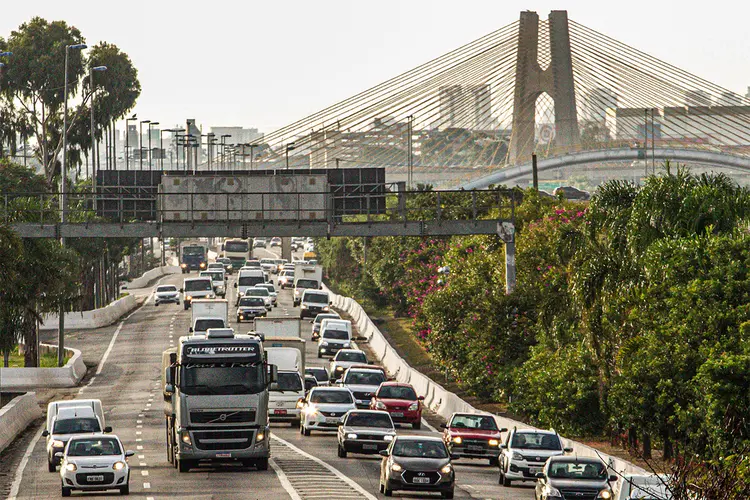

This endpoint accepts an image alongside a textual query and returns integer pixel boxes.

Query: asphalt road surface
[5,245,535,499]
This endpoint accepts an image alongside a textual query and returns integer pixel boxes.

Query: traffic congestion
[32,237,667,499]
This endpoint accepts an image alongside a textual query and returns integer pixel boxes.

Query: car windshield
[315,314,338,324]
[181,362,265,395]
[239,297,265,307]
[305,293,328,304]
[225,241,249,252]
[246,288,269,296]
[306,368,329,382]
[323,329,349,340]
[282,271,294,277]
[194,319,225,332]
[157,286,177,293]
[450,415,498,431]
[182,246,204,256]
[244,261,261,268]
[185,280,212,292]
[238,276,264,286]
[53,417,101,434]
[217,258,231,264]
[346,412,393,428]
[378,386,417,400]
[67,438,121,456]
[260,259,274,264]
[296,279,318,289]
[201,272,223,281]
[336,351,366,363]
[310,390,353,404]
[392,440,448,458]
[548,461,607,480]
[275,372,303,391]
[511,432,562,450]
[345,371,385,386]
[259,285,275,293]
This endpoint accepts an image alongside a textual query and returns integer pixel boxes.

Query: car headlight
[256,432,265,442]
[180,263,187,268]
[347,433,358,440]
[342,342,351,348]
[296,400,305,409]
[113,461,126,471]
[186,295,193,301]
[440,464,453,474]
[199,262,206,268]
[598,490,612,499]
[335,366,344,372]
[391,463,403,472]
[489,439,500,446]
[408,402,419,411]
[375,401,386,410]
[452,436,462,444]
[65,463,77,472]
[181,432,192,445]
[322,306,330,312]
[512,451,524,460]
[384,434,394,441]
[305,407,319,416]
[239,314,244,319]
[52,440,65,448]
[301,304,308,309]
[545,485,562,497]
[320,342,329,347]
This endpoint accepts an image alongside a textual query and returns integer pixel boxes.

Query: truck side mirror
[165,367,174,385]
[164,384,175,395]
[268,364,278,384]
[104,426,113,433]
[234,282,237,288]
[42,430,50,437]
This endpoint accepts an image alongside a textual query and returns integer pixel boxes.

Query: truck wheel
[256,458,269,471]
[177,458,192,473]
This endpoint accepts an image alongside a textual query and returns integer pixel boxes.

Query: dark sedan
[535,456,617,500]
[380,435,455,498]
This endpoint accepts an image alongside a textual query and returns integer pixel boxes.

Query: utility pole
[531,153,539,190]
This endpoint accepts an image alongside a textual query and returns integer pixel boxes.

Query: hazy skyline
[2,1,749,134]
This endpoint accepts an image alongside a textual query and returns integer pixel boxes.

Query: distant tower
[509,10,580,163]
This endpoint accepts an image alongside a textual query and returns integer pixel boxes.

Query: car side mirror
[188,327,193,333]
[179,288,184,293]
[55,452,64,458]
[440,423,447,429]
[536,472,545,479]
[42,430,50,437]
[268,364,279,384]
[329,301,333,305]
[164,384,175,395]
[499,444,507,449]
[417,396,425,401]
[319,285,323,290]
[609,475,618,482]
[104,426,113,433]
[125,450,135,457]
[379,450,389,457]
[563,447,573,453]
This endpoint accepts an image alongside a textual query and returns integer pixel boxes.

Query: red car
[369,382,423,429]
[441,412,507,465]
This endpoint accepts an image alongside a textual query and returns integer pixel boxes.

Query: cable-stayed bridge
[243,10,750,188]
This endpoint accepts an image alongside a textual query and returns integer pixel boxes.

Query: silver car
[337,410,396,457]
[154,284,180,306]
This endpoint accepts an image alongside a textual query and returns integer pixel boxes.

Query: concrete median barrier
[325,285,647,476]
[0,392,42,454]
[0,344,86,391]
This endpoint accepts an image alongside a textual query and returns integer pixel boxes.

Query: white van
[299,289,331,319]
[44,400,109,472]
[181,277,215,310]
[317,319,353,358]
[266,347,305,426]
[235,269,266,302]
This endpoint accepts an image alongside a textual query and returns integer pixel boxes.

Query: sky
[2,0,749,134]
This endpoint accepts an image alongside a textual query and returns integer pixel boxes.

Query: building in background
[209,126,264,145]
[581,87,618,123]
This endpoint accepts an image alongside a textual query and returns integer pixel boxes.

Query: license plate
[362,444,378,450]
[468,445,483,452]
[87,475,104,482]
[390,412,404,417]
[274,409,287,415]
[216,452,232,458]
[325,417,339,424]
[412,477,431,484]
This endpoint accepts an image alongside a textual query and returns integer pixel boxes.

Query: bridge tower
[509,10,580,164]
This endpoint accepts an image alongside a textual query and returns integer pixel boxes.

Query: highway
[6,246,535,499]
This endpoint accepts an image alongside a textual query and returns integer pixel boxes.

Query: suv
[499,428,571,486]
[535,456,617,500]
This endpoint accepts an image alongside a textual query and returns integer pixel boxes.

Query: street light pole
[148,122,159,171]
[125,114,137,170]
[89,65,107,215]
[285,142,296,169]
[59,42,87,367]
[139,120,150,170]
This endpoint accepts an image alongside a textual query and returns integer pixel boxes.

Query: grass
[4,346,70,368]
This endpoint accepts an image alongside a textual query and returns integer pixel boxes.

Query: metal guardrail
[2,189,516,239]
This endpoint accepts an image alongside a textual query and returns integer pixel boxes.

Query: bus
[222,239,251,268]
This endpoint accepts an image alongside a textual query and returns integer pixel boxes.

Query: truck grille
[193,429,254,451]
[76,473,115,485]
[190,410,256,424]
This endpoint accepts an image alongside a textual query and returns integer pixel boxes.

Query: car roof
[310,386,351,392]
[306,366,327,371]
[548,456,604,464]
[379,381,412,387]
[68,433,121,441]
[345,367,383,374]
[512,428,557,435]
[395,434,443,443]
[347,409,390,415]
[334,349,365,356]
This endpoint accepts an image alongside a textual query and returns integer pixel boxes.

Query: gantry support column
[509,10,580,164]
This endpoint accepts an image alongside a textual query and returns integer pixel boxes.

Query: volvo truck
[162,329,277,472]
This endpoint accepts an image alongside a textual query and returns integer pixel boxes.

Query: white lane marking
[271,435,377,499]
[137,445,143,450]
[143,482,151,489]
[7,426,44,500]
[269,458,303,500]
[136,431,142,435]
[138,455,145,459]
[137,420,143,424]
[421,418,439,433]
[141,470,149,476]
[139,462,147,466]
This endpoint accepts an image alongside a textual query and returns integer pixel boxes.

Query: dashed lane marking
[270,435,377,500]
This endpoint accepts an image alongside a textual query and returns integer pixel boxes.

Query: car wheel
[502,474,512,487]
[379,482,384,493]
[303,426,311,437]
[442,490,454,499]
[48,459,56,473]
[384,485,393,497]
[337,444,347,458]
[120,484,130,495]
[61,486,72,497]
[412,420,422,430]
[155,302,159,307]
[256,458,269,471]
[290,421,297,428]
[489,456,499,466]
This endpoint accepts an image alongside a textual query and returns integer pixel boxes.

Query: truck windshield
[225,241,249,252]
[183,246,204,256]
[181,362,265,395]
[273,372,303,392]
[185,280,212,292]
[305,293,328,304]
[53,418,101,434]
[296,279,318,289]
[239,276,264,286]
[194,319,225,332]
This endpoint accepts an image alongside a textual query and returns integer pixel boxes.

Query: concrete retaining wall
[326,287,647,477]
[40,294,137,331]
[0,393,42,454]
[125,265,181,289]
[0,344,86,391]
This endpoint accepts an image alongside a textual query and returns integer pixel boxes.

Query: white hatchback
[59,434,133,496]
[299,387,356,436]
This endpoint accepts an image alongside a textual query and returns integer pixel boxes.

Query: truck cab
[180,242,207,273]
[163,329,275,472]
